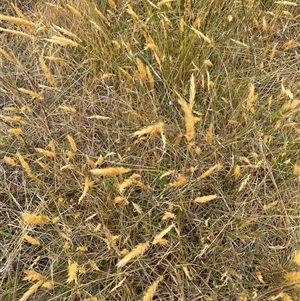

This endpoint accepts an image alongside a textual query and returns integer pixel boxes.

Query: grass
[1,0,300,300]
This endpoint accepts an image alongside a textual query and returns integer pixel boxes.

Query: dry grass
[1,0,300,300]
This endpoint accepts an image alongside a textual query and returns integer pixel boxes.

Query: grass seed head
[142,275,164,301]
[90,167,132,176]
[116,242,150,268]
[21,213,49,224]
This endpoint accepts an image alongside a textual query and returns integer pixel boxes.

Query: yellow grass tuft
[142,275,164,301]
[284,271,300,282]
[18,88,43,99]
[162,211,176,221]
[127,5,147,31]
[0,47,14,62]
[136,57,147,80]
[0,27,31,38]
[59,106,77,113]
[145,65,155,89]
[114,196,127,204]
[19,280,44,301]
[23,269,46,282]
[81,297,98,301]
[94,7,110,25]
[42,280,54,289]
[246,83,258,113]
[132,202,144,214]
[293,249,300,265]
[16,152,39,182]
[52,24,80,41]
[85,155,96,168]
[269,292,293,301]
[175,91,201,147]
[35,148,55,158]
[234,165,241,180]
[66,4,83,19]
[168,174,187,187]
[263,201,278,211]
[119,67,133,81]
[78,177,94,204]
[153,224,174,244]
[76,246,88,252]
[198,163,222,179]
[39,56,57,87]
[11,3,25,18]
[238,290,248,301]
[0,114,25,124]
[205,123,214,144]
[0,14,35,27]
[194,194,218,203]
[24,234,40,245]
[255,269,265,283]
[66,135,77,152]
[133,122,165,148]
[90,167,132,177]
[4,156,17,166]
[191,26,213,46]
[108,0,117,10]
[45,36,79,47]
[67,261,78,283]
[8,128,23,136]
[293,163,300,177]
[116,173,140,193]
[116,242,150,268]
[189,73,196,109]
[21,213,49,224]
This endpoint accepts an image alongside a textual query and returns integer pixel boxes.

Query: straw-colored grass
[1,0,300,300]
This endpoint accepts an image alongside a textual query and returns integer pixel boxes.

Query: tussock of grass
[1,0,300,300]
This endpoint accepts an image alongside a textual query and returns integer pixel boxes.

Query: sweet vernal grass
[1,0,300,300]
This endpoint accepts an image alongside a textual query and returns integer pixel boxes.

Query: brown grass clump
[1,1,300,300]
